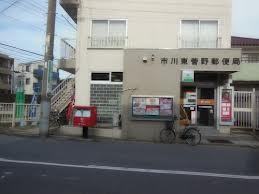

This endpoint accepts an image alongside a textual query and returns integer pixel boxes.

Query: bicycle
[160,115,201,146]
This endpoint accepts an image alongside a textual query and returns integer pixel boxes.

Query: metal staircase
[51,74,75,113]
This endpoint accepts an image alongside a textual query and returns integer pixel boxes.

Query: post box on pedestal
[73,106,97,138]
[73,106,97,127]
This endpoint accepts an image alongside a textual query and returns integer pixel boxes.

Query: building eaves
[231,36,259,47]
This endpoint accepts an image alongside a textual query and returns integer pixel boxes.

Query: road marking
[0,157,258,180]
[4,171,13,175]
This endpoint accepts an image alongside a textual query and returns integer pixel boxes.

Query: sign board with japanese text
[182,70,194,82]
[220,89,233,125]
[131,95,174,120]
[126,48,241,72]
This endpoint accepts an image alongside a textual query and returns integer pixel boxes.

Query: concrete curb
[50,134,259,149]
[0,128,259,148]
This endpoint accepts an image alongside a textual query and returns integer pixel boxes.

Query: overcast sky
[0,0,258,70]
[232,0,259,38]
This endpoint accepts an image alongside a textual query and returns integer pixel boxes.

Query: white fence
[0,103,40,127]
[234,91,259,130]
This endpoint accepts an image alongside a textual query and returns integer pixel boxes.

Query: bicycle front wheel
[160,129,176,144]
[185,128,201,146]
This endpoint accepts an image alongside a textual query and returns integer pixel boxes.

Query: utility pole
[39,0,57,137]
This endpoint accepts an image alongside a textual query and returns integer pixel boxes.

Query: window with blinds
[90,20,127,48]
[181,20,219,48]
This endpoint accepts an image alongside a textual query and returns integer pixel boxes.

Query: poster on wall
[132,96,173,120]
[220,89,233,124]
[132,97,146,115]
[160,98,173,116]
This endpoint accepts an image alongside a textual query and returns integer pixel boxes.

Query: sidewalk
[0,126,259,148]
[0,126,39,137]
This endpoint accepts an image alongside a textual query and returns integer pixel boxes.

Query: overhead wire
[0,0,21,14]
[0,0,75,63]
[0,42,44,57]
[0,45,43,60]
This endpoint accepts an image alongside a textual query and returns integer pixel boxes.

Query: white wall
[75,0,232,105]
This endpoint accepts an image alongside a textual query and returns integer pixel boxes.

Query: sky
[0,0,258,78]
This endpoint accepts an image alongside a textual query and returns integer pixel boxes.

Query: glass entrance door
[197,88,215,127]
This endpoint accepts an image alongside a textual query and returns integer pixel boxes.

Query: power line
[22,0,47,12]
[60,14,77,30]
[0,45,43,59]
[0,0,44,18]
[0,12,65,39]
[2,13,46,32]
[0,42,62,64]
[1,0,76,33]
[0,0,21,14]
[18,1,47,16]
[0,50,39,62]
[0,42,44,57]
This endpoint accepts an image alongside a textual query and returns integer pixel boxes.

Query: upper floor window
[242,53,259,63]
[91,72,123,83]
[181,20,219,48]
[26,78,30,85]
[91,73,110,81]
[26,65,30,72]
[89,20,127,48]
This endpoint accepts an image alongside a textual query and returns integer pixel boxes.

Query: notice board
[131,95,174,120]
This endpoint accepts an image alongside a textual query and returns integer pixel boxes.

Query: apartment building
[0,53,14,94]
[60,0,241,140]
[15,60,59,96]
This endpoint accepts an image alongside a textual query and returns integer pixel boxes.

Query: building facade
[232,36,259,91]
[0,53,14,94]
[15,60,59,96]
[60,0,242,140]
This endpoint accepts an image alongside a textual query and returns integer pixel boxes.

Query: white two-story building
[60,0,241,140]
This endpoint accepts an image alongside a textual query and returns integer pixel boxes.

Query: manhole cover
[207,139,233,144]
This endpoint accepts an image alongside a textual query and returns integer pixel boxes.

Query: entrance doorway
[197,88,215,126]
[181,87,216,128]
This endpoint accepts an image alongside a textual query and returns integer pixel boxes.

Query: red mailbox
[73,106,97,127]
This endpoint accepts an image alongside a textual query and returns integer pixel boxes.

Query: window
[242,53,259,63]
[91,72,123,83]
[111,72,123,82]
[26,65,30,72]
[26,78,30,85]
[91,73,110,81]
[90,20,127,48]
[92,20,126,37]
[181,20,218,48]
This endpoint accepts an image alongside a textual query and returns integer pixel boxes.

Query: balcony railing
[180,37,222,48]
[60,38,76,60]
[88,36,127,49]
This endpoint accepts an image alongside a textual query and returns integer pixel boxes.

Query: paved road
[0,135,259,194]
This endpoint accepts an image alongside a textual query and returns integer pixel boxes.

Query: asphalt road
[0,135,259,194]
